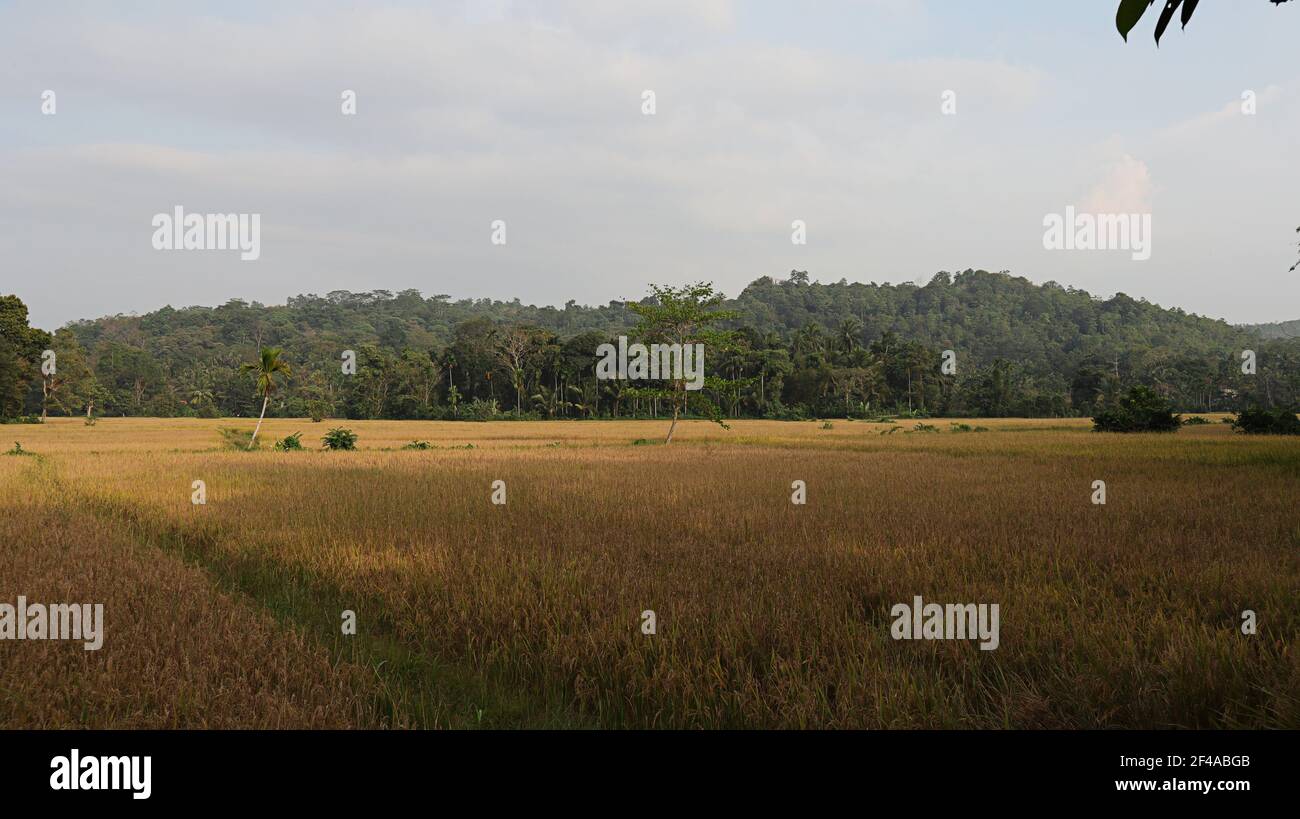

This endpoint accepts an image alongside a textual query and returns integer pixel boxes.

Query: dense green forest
[3,269,1298,422]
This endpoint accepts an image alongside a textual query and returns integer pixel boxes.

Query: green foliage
[1117,1,1291,45]
[1182,415,1212,425]
[241,348,291,400]
[0,295,58,419]
[274,431,304,451]
[242,347,292,449]
[466,398,500,421]
[219,427,258,450]
[4,441,30,456]
[0,415,43,425]
[321,427,358,450]
[1092,386,1181,433]
[402,440,433,450]
[18,271,1299,424]
[1116,0,1200,44]
[1231,407,1300,435]
[627,282,743,442]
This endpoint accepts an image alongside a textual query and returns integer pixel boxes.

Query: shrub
[466,398,500,421]
[820,421,834,430]
[0,415,43,425]
[764,402,810,421]
[322,428,358,451]
[402,440,433,450]
[274,432,304,451]
[1230,408,1300,436]
[4,441,31,456]
[911,423,938,433]
[219,427,258,450]
[1182,416,1211,426]
[1092,387,1181,433]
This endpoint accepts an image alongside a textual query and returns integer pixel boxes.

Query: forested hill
[5,269,1296,421]
[69,269,1256,358]
[1245,318,1300,340]
[730,270,1253,373]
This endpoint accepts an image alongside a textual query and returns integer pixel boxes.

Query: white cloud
[1082,155,1154,215]
[0,1,1296,327]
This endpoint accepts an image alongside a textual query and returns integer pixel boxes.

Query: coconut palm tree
[241,347,291,450]
[836,317,863,358]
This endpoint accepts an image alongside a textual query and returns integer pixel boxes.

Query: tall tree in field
[496,326,540,417]
[241,347,291,449]
[627,282,739,444]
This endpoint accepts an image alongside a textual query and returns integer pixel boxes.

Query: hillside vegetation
[3,270,1299,421]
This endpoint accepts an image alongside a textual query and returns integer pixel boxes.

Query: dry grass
[0,456,386,728]
[2,416,1297,728]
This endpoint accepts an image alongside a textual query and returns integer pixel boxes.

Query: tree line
[2,270,1298,423]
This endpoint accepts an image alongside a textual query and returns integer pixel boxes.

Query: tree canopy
[3,271,1297,424]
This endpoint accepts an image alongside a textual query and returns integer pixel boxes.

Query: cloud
[0,1,1296,327]
[1082,155,1154,214]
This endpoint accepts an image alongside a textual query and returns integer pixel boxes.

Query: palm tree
[836,318,863,358]
[241,347,291,450]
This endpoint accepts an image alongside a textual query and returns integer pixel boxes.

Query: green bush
[274,432,304,451]
[321,427,358,450]
[764,402,810,421]
[307,400,329,423]
[402,440,433,450]
[219,427,258,450]
[466,398,500,421]
[1230,407,1300,435]
[1182,416,1212,426]
[1092,387,1181,433]
[0,415,43,425]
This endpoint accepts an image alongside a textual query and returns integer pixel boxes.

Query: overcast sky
[2,0,1298,329]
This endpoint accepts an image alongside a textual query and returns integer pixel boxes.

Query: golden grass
[0,457,385,728]
[2,416,1297,728]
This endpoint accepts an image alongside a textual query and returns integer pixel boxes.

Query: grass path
[22,453,587,728]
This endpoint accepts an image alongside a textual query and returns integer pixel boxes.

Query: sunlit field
[2,417,1297,728]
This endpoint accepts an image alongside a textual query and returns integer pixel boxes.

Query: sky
[2,0,1298,329]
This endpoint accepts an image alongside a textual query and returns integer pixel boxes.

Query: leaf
[1180,0,1200,27]
[1155,0,1183,44]
[1116,0,1156,40]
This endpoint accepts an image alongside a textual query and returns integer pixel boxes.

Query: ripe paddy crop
[2,417,1297,728]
